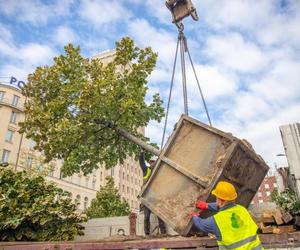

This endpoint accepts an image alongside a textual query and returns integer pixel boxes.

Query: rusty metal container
[139,115,269,236]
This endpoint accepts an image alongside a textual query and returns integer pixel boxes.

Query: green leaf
[20,37,164,176]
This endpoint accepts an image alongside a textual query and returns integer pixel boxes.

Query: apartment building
[251,175,278,204]
[0,50,143,211]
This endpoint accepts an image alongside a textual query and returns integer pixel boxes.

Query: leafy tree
[20,37,164,176]
[271,188,300,215]
[0,166,86,241]
[85,177,130,218]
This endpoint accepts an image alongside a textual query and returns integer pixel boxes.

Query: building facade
[0,52,143,212]
[251,175,277,204]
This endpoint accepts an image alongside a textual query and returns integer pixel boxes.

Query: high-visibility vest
[143,167,152,183]
[213,204,263,249]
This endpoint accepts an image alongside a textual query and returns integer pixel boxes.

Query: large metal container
[139,115,269,236]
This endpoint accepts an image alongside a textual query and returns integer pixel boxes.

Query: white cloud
[143,0,172,24]
[0,24,13,42]
[19,44,55,65]
[0,0,74,25]
[186,64,237,102]
[78,0,131,26]
[128,18,176,67]
[54,26,78,46]
[250,60,300,105]
[0,25,56,80]
[205,33,269,73]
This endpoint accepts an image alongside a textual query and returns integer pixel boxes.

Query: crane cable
[160,26,212,149]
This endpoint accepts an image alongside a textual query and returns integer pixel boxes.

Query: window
[26,157,33,169]
[131,188,133,195]
[127,174,129,181]
[127,187,129,193]
[265,184,270,189]
[0,91,5,101]
[75,195,81,209]
[12,95,20,106]
[5,130,14,143]
[1,149,10,163]
[48,168,54,177]
[59,170,64,179]
[84,197,89,209]
[100,171,103,181]
[123,172,125,179]
[111,167,114,176]
[85,177,89,187]
[37,164,44,172]
[92,179,96,189]
[29,140,36,149]
[122,184,125,192]
[10,111,17,124]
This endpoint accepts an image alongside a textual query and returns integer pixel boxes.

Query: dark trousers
[143,206,166,235]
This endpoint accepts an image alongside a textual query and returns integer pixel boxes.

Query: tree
[85,176,130,218]
[0,166,86,241]
[271,188,300,215]
[20,37,164,176]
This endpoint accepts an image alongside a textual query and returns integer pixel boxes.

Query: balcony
[0,97,24,112]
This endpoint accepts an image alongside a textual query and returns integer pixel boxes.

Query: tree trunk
[94,118,160,156]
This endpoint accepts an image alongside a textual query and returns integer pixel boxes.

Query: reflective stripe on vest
[214,204,263,249]
[143,167,152,181]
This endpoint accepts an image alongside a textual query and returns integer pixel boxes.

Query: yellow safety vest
[213,204,263,250]
[143,167,152,183]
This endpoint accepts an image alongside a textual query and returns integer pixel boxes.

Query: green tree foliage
[0,166,86,241]
[20,37,164,176]
[271,188,300,214]
[85,177,130,218]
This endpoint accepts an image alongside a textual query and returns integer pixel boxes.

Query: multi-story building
[0,50,143,211]
[251,175,278,204]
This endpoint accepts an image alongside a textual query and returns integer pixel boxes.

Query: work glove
[188,212,200,219]
[195,201,208,211]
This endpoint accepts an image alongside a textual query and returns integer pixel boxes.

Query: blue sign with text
[10,76,26,89]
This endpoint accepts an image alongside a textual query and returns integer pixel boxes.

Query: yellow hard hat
[211,181,237,201]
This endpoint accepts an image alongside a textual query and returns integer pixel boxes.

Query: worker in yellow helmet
[191,181,263,249]
[139,149,166,236]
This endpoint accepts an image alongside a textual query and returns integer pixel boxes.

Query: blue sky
[1,0,299,169]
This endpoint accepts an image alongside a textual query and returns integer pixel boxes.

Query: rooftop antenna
[161,0,212,148]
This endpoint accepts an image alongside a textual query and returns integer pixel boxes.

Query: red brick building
[251,176,277,204]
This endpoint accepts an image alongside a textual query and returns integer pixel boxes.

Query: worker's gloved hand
[188,212,200,219]
[195,201,208,211]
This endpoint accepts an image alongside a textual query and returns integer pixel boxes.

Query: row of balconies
[0,97,24,112]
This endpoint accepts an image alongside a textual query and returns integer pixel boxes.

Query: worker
[139,149,167,236]
[191,181,263,249]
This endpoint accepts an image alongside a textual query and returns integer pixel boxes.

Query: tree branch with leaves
[20,37,164,176]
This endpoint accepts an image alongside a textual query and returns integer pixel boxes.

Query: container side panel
[221,145,269,207]
[165,121,230,181]
[141,162,206,233]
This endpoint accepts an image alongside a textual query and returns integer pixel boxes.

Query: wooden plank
[261,210,275,224]
[273,225,296,234]
[281,210,293,224]
[273,209,284,225]
[259,223,274,234]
